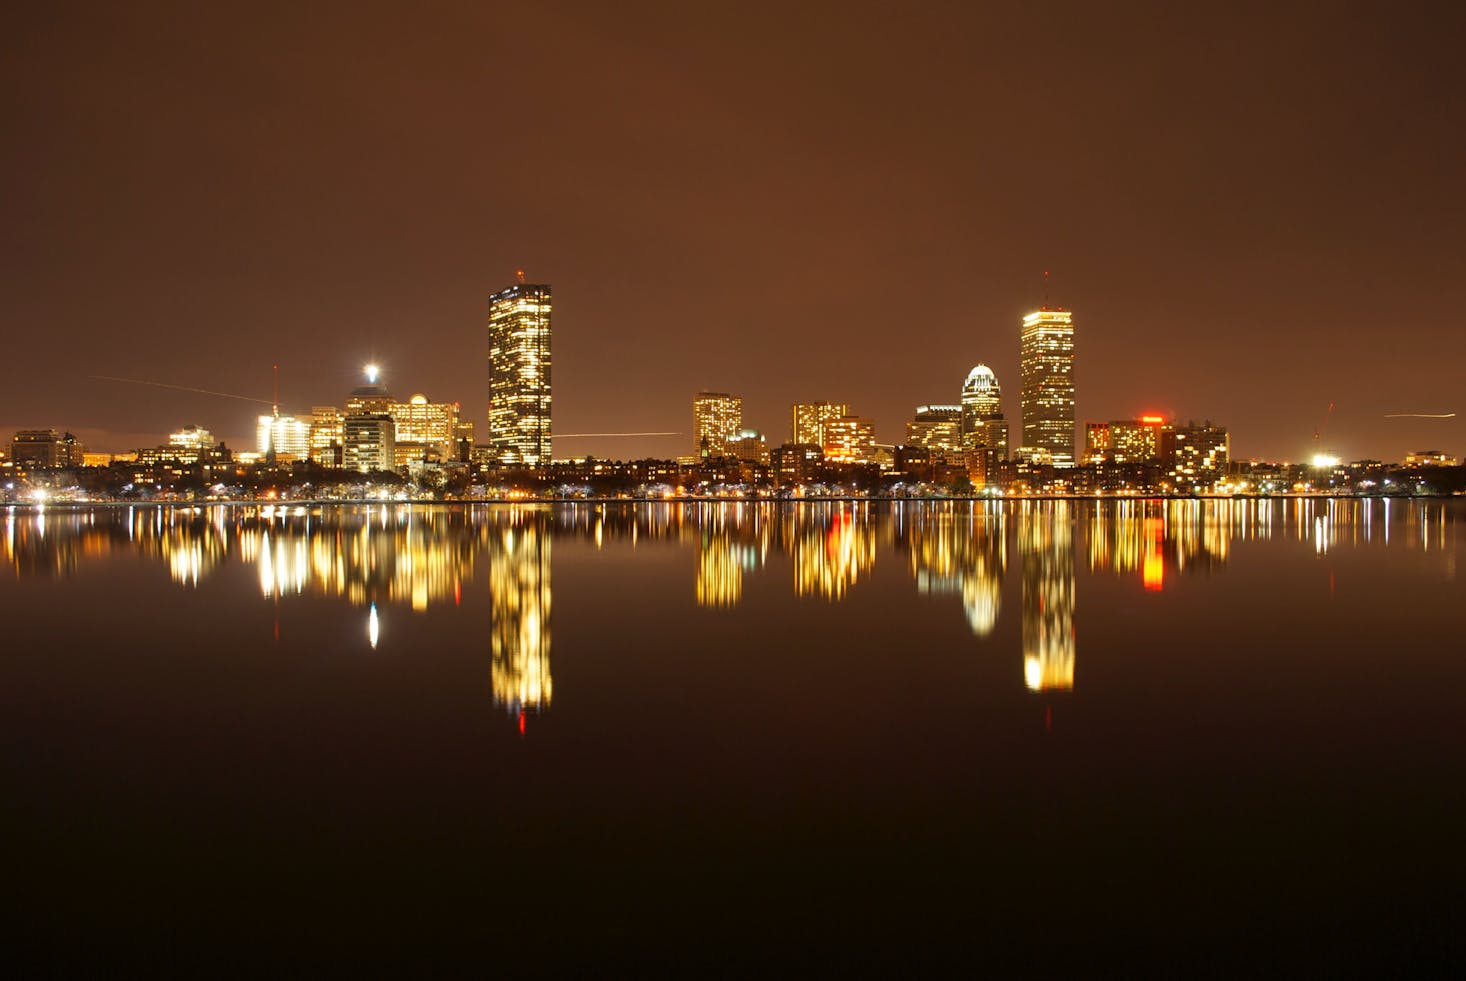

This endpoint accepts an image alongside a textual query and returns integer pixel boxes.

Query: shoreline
[3,492,1460,509]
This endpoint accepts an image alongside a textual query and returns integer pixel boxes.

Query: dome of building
[963,364,998,395]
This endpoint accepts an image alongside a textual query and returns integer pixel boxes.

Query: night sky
[3,2,1463,461]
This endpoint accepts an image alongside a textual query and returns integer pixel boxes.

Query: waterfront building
[771,443,824,486]
[1019,308,1076,467]
[309,406,344,466]
[1085,416,1164,464]
[342,413,396,473]
[693,392,744,458]
[487,276,552,466]
[1161,422,1229,490]
[9,429,84,468]
[256,413,311,460]
[391,394,459,465]
[791,401,848,446]
[1404,449,1458,467]
[725,428,770,465]
[905,405,963,460]
[823,415,877,464]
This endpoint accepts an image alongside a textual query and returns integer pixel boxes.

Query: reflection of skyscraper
[903,504,1006,636]
[487,277,552,466]
[1019,309,1076,467]
[489,515,553,715]
[696,531,744,608]
[792,509,876,600]
[1020,503,1075,691]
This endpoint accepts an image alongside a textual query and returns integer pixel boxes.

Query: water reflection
[1021,502,1076,691]
[3,500,1458,709]
[489,512,552,718]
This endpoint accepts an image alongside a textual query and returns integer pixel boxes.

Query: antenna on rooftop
[1043,269,1050,308]
[272,364,280,418]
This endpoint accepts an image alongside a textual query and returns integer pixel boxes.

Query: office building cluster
[6,276,1462,500]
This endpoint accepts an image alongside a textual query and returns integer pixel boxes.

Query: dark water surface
[3,500,1463,972]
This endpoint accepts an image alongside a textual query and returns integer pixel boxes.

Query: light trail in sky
[553,432,681,438]
[1384,412,1456,418]
[91,375,274,405]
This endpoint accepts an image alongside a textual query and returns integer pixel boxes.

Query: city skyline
[2,4,1463,463]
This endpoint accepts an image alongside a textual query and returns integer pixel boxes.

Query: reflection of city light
[490,520,552,714]
[368,603,379,649]
[1022,504,1075,691]
[1142,517,1164,591]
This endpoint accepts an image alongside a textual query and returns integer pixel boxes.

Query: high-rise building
[960,364,1010,476]
[256,413,311,460]
[905,405,963,459]
[693,392,743,459]
[1085,416,1164,464]
[791,401,848,447]
[1161,422,1229,490]
[487,277,552,466]
[9,430,83,468]
[822,415,877,464]
[1019,308,1076,467]
[391,394,459,465]
[342,413,396,473]
[309,406,345,466]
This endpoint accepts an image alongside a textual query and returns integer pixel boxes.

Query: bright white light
[1311,454,1340,468]
[368,603,379,649]
[365,364,380,384]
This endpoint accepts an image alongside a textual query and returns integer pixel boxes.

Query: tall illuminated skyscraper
[960,364,1009,464]
[1019,308,1075,466]
[693,392,743,458]
[487,275,552,466]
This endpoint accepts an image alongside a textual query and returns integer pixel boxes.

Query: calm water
[3,500,1463,972]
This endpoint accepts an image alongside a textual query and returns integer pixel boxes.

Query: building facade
[256,414,311,460]
[1019,308,1076,467]
[342,413,396,473]
[487,278,552,466]
[791,401,848,447]
[693,392,744,458]
[905,404,963,460]
[9,430,84,468]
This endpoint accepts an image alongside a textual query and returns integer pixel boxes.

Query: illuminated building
[1019,308,1076,467]
[309,406,344,466]
[1020,503,1075,691]
[725,429,770,465]
[1085,416,1163,464]
[256,413,310,460]
[168,426,214,460]
[791,401,848,446]
[489,515,552,715]
[693,392,744,458]
[1161,422,1229,490]
[905,405,963,460]
[1405,449,1458,466]
[487,277,552,466]
[771,443,824,485]
[822,415,877,464]
[10,430,84,469]
[341,413,396,473]
[959,364,1010,485]
[390,394,459,465]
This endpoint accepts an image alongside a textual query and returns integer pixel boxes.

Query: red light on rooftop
[1141,415,1164,425]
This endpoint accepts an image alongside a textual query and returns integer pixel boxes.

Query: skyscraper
[791,401,848,447]
[693,392,743,458]
[1019,308,1076,466]
[960,364,1009,464]
[487,275,552,466]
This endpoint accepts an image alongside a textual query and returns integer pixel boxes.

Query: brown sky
[3,1,1464,461]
